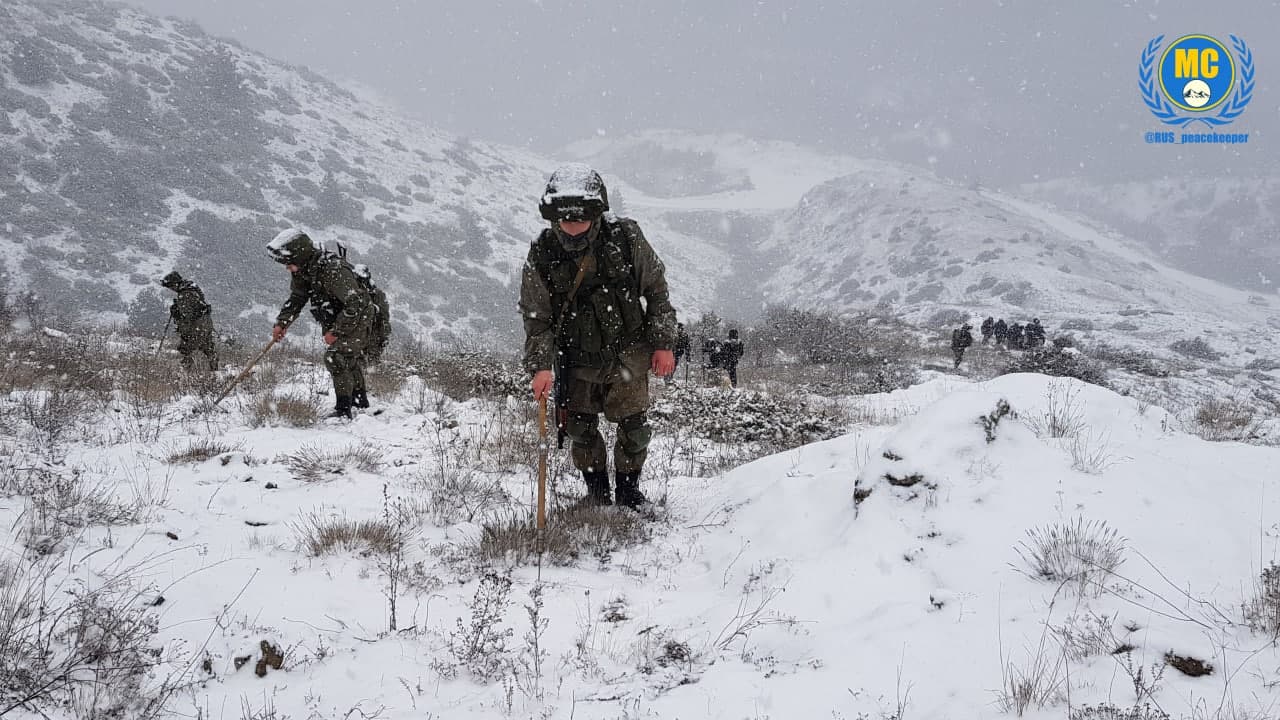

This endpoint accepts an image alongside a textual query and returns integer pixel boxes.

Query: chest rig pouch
[538,220,646,367]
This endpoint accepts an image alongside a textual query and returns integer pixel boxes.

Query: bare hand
[271,324,287,342]
[651,350,675,377]
[531,370,553,400]
[323,332,338,346]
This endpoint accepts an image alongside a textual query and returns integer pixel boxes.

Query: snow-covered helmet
[538,163,609,222]
[352,264,372,282]
[267,228,317,265]
[160,271,183,289]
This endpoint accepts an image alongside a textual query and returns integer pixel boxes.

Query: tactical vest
[177,286,212,319]
[531,219,647,367]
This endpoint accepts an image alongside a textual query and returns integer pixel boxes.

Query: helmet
[538,163,609,222]
[352,263,371,281]
[160,271,183,289]
[267,228,317,265]
[728,328,739,339]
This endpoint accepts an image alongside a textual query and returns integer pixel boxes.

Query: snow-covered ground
[3,344,1278,720]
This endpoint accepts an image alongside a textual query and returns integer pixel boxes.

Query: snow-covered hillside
[0,1,725,341]
[1021,177,1280,295]
[4,342,1279,719]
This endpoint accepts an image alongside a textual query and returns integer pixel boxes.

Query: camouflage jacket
[169,281,212,323]
[276,252,373,338]
[519,214,677,375]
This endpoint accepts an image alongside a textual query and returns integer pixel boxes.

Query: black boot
[574,470,612,508]
[352,389,370,409]
[614,471,647,510]
[329,395,353,420]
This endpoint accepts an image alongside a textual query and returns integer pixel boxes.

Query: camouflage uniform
[268,230,374,417]
[520,203,677,509]
[353,264,392,363]
[160,272,217,371]
[951,323,974,368]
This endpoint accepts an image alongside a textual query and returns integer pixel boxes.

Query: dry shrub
[418,469,509,525]
[1015,517,1126,596]
[362,364,408,398]
[285,443,383,482]
[477,506,652,567]
[1193,396,1260,442]
[164,438,243,464]
[1242,562,1280,638]
[1024,381,1086,439]
[650,384,845,448]
[247,392,321,428]
[0,557,165,718]
[395,345,525,401]
[1169,336,1223,361]
[292,511,402,556]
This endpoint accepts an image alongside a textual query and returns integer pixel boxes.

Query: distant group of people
[668,323,744,387]
[950,316,1048,368]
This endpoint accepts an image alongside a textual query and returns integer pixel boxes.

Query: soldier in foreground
[951,322,974,368]
[267,229,374,419]
[160,271,218,371]
[519,164,677,510]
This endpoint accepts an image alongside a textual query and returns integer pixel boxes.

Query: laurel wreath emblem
[1139,35,1254,128]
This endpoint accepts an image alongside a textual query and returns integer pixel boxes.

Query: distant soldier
[1007,322,1025,350]
[980,316,995,344]
[267,229,374,419]
[671,322,691,380]
[160,271,218,371]
[1025,318,1046,348]
[993,318,1008,347]
[721,329,745,387]
[950,322,974,368]
[703,336,723,370]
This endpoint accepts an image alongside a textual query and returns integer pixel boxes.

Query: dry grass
[1015,517,1126,597]
[284,443,383,482]
[292,511,403,556]
[247,392,321,428]
[164,438,244,465]
[477,506,652,567]
[1193,396,1261,442]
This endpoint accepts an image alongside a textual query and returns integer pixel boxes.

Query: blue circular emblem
[1158,35,1236,112]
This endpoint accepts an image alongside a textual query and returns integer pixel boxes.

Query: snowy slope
[0,1,719,341]
[5,354,1279,719]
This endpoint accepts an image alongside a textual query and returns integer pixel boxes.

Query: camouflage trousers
[564,364,652,475]
[176,317,217,371]
[323,333,368,399]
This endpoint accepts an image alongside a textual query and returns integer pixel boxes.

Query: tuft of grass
[1193,396,1260,442]
[292,511,403,556]
[164,438,243,465]
[284,443,383,482]
[477,506,653,567]
[247,392,320,428]
[1242,562,1280,638]
[1015,517,1126,596]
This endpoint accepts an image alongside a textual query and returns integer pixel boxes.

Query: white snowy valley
[2,331,1278,720]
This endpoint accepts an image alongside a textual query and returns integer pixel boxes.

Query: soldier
[980,316,995,344]
[950,322,974,368]
[1007,322,1025,350]
[721,328,745,387]
[1025,318,1046,348]
[520,164,677,510]
[267,229,374,419]
[671,323,691,380]
[159,271,218,371]
[993,318,1008,347]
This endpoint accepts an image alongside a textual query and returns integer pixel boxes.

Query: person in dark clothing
[721,329,745,387]
[702,336,722,370]
[993,318,1008,347]
[671,323,690,381]
[160,271,218,371]
[950,323,974,368]
[1024,318,1046,348]
[268,229,375,419]
[519,164,677,510]
[1007,322,1025,350]
[980,316,995,344]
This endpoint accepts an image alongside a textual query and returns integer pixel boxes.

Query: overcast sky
[126,0,1277,186]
